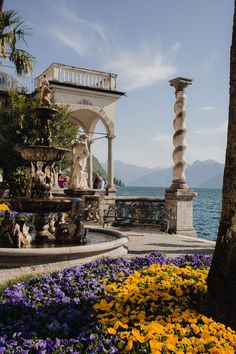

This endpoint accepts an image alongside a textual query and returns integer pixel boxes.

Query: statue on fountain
[40,75,52,107]
[69,133,90,190]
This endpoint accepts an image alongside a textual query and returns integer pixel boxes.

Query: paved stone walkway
[0,228,215,286]
[125,229,215,258]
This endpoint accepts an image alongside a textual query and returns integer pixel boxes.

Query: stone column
[107,135,116,194]
[53,168,59,188]
[165,77,197,237]
[88,139,93,188]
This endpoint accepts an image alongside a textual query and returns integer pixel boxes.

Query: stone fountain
[0,78,128,266]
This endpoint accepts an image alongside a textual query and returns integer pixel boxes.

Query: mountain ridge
[101,159,224,188]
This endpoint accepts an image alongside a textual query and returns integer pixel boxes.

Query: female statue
[69,134,90,189]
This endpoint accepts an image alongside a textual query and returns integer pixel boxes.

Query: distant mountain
[100,159,224,188]
[186,160,224,188]
[128,160,224,188]
[199,172,224,188]
[101,160,160,185]
[128,166,172,187]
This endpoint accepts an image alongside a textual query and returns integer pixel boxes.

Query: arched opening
[71,107,115,191]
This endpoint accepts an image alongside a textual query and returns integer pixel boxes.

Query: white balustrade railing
[0,72,35,93]
[36,64,117,91]
[0,64,117,93]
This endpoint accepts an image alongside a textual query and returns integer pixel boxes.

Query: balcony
[35,63,117,91]
[0,70,34,93]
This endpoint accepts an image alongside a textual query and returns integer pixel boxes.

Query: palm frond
[9,48,35,75]
[0,9,34,75]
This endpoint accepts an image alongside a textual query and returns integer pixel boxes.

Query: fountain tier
[15,146,69,162]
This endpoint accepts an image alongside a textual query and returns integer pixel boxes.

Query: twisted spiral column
[168,77,192,191]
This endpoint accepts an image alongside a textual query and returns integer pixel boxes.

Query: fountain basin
[15,145,69,162]
[7,197,77,213]
[33,107,59,118]
[0,227,128,267]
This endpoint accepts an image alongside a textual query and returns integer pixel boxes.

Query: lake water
[117,186,222,242]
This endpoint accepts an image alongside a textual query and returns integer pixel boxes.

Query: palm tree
[206,0,236,328]
[0,3,34,75]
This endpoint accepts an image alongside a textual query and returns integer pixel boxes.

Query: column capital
[169,77,192,93]
[106,135,116,140]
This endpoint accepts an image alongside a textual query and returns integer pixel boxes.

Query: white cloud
[46,3,178,92]
[104,46,176,91]
[170,42,181,52]
[56,8,107,41]
[50,28,90,56]
[193,105,224,113]
[47,5,108,58]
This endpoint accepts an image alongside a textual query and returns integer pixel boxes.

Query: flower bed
[0,252,235,353]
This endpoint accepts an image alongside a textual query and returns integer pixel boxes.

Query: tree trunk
[0,0,3,13]
[206,0,236,328]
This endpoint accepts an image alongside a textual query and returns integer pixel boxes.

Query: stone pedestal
[106,187,116,197]
[165,189,197,237]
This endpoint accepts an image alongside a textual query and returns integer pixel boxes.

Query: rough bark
[206,0,236,328]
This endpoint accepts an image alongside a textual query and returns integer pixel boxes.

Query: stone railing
[82,195,174,232]
[113,197,173,231]
[36,63,117,91]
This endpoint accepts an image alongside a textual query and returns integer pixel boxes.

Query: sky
[4,0,234,168]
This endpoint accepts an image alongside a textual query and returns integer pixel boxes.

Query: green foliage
[50,103,77,172]
[92,155,107,178]
[7,166,28,197]
[114,177,125,187]
[91,157,125,186]
[0,90,37,190]
[0,90,77,196]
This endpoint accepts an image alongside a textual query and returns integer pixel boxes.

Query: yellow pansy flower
[94,264,236,353]
[0,203,9,211]
[107,327,116,335]
[125,339,133,351]
[149,339,163,351]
